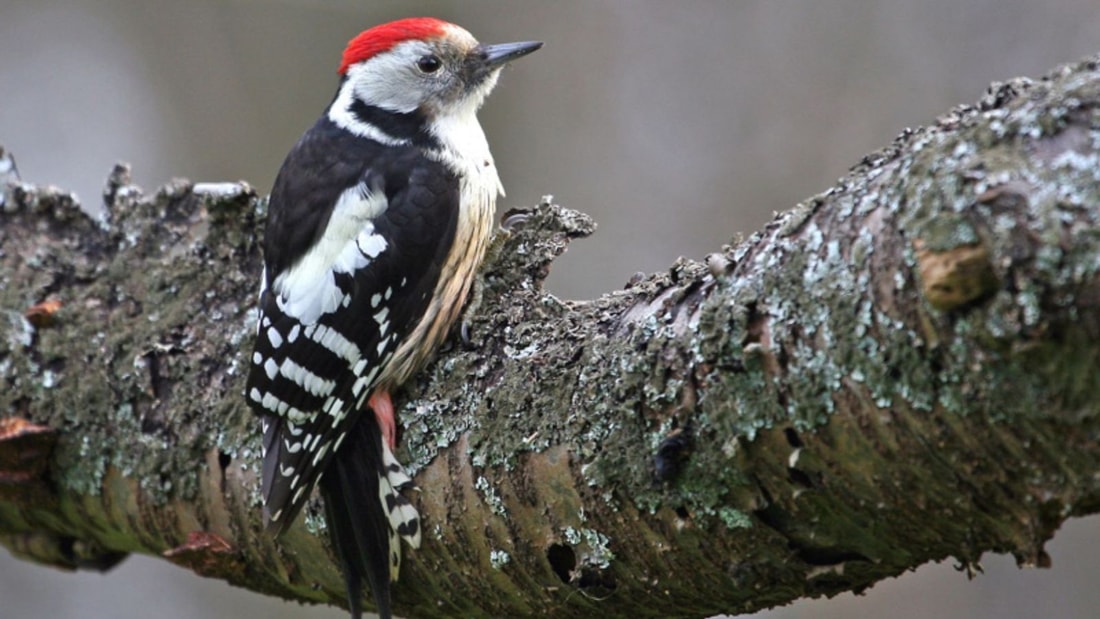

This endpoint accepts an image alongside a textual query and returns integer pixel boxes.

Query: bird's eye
[417,55,442,73]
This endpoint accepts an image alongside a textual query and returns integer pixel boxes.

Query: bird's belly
[379,176,496,389]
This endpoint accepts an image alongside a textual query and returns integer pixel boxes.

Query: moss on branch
[3,55,1100,618]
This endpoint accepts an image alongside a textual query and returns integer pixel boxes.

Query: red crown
[339,17,450,75]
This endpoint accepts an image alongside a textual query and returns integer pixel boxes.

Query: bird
[244,17,541,618]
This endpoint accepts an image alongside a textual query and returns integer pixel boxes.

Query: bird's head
[333,17,541,125]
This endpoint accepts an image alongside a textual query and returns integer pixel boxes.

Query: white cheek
[344,39,440,114]
[354,65,423,113]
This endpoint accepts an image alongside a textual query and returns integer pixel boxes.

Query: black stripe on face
[348,98,438,148]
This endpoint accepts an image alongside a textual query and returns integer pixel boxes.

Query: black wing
[245,116,458,533]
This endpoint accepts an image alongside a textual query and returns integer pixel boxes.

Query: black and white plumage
[244,17,540,619]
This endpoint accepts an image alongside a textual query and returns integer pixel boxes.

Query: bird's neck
[427,103,505,199]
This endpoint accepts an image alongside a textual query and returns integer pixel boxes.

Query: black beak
[478,41,543,68]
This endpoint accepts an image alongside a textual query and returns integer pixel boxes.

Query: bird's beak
[478,41,543,68]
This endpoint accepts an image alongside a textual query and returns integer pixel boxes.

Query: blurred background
[3,1,1100,617]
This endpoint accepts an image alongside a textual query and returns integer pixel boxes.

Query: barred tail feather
[380,442,422,580]
[319,409,420,619]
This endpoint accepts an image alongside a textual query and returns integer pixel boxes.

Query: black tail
[320,416,393,619]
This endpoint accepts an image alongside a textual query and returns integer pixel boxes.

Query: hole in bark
[215,450,233,490]
[217,450,232,483]
[674,506,690,520]
[654,429,693,482]
[547,543,576,584]
[783,427,803,448]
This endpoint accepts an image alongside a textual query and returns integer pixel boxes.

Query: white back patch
[272,187,389,324]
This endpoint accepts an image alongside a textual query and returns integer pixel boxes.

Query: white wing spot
[357,229,388,258]
[352,374,370,397]
[363,367,380,389]
[252,352,263,364]
[261,392,283,413]
[279,358,336,397]
[312,442,330,466]
[310,324,361,365]
[287,407,310,424]
[353,359,368,375]
[267,326,284,348]
[287,324,300,343]
[371,293,382,308]
[330,404,349,425]
[264,358,278,380]
[319,326,356,361]
[325,397,345,415]
[385,287,394,300]
[249,388,262,402]
[373,307,389,325]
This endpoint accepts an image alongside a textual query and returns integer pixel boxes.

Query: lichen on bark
[3,54,1100,618]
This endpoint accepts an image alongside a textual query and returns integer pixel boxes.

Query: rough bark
[4,54,1100,618]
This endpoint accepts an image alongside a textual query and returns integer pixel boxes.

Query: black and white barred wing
[249,218,385,531]
[245,156,458,538]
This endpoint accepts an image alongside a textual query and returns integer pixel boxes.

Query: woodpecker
[244,17,540,619]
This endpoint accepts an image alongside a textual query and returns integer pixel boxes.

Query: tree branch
[4,54,1100,618]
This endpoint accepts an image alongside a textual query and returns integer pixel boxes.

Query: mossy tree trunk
[3,55,1100,618]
